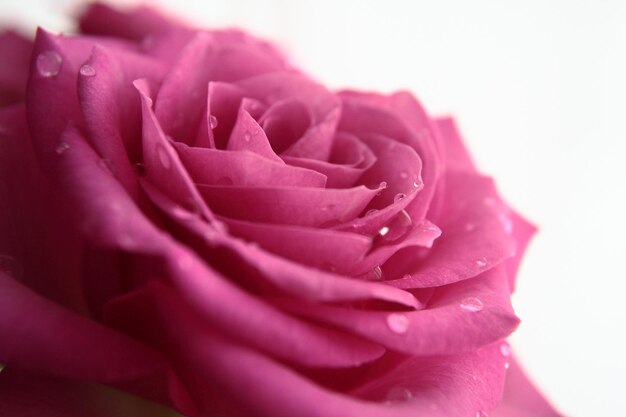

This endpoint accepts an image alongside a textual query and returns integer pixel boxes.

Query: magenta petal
[0,272,165,382]
[197,183,380,227]
[434,116,478,173]
[135,81,216,223]
[492,357,563,417]
[0,368,186,417]
[141,184,419,308]
[283,106,341,160]
[105,272,385,369]
[222,217,372,274]
[0,31,32,106]
[278,266,519,355]
[126,307,508,417]
[174,141,327,187]
[78,45,165,200]
[227,103,283,162]
[155,33,215,144]
[384,173,516,288]
[79,2,175,42]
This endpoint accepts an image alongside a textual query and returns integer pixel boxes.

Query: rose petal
[259,97,312,154]
[78,44,166,200]
[0,272,166,382]
[0,31,32,106]
[0,368,189,417]
[135,80,217,224]
[79,2,175,42]
[277,266,519,355]
[105,274,386,369]
[141,182,419,308]
[434,116,477,173]
[221,216,372,275]
[121,305,508,417]
[283,132,377,188]
[174,141,327,187]
[237,73,340,160]
[491,357,563,417]
[197,183,382,227]
[339,91,442,224]
[227,102,283,162]
[384,173,516,288]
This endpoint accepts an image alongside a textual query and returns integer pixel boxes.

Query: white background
[2,1,626,416]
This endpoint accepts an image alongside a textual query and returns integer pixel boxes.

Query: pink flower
[0,3,561,417]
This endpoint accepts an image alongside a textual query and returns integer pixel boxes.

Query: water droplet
[133,162,146,177]
[365,209,378,217]
[364,265,383,280]
[476,411,489,417]
[464,222,476,232]
[378,226,390,237]
[460,297,483,312]
[36,51,62,77]
[402,273,412,280]
[209,114,219,129]
[399,171,409,179]
[499,213,514,235]
[476,257,488,267]
[386,387,413,403]
[156,143,171,170]
[379,181,388,189]
[55,142,70,155]
[0,255,23,280]
[380,210,413,242]
[244,132,252,142]
[98,158,116,175]
[413,179,422,189]
[500,341,511,358]
[386,313,409,334]
[79,64,96,77]
[393,193,407,203]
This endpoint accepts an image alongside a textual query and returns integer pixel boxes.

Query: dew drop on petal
[209,114,219,129]
[36,51,62,77]
[79,64,96,77]
[386,387,413,403]
[244,132,252,142]
[379,181,388,189]
[55,142,70,155]
[476,257,488,267]
[500,341,511,358]
[386,313,409,334]
[393,193,407,203]
[402,273,412,280]
[156,143,171,170]
[378,226,390,237]
[365,209,378,217]
[381,210,413,242]
[0,255,23,280]
[460,297,483,312]
[413,179,422,189]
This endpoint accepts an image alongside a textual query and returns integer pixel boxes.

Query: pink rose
[0,3,561,417]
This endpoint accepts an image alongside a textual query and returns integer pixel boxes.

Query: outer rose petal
[0,368,184,417]
[0,31,32,106]
[492,357,563,417]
